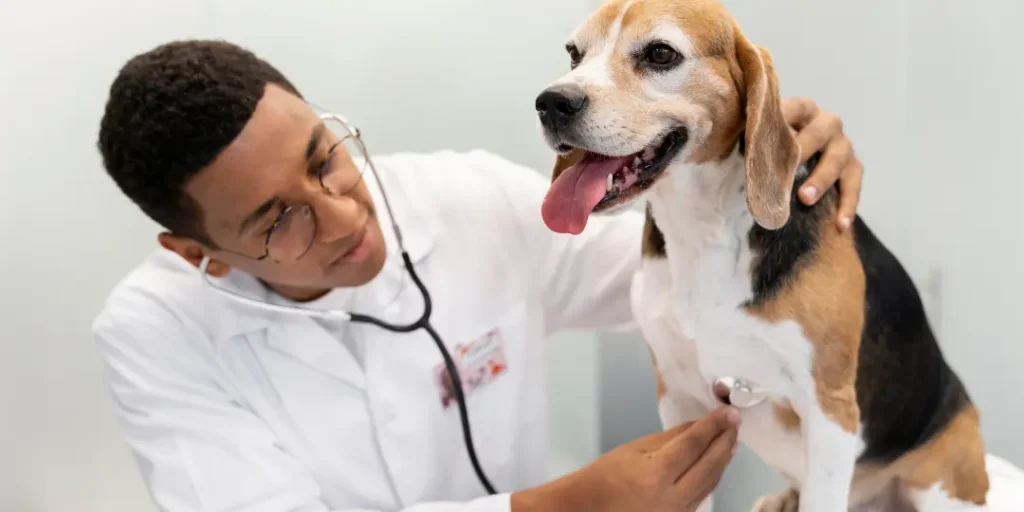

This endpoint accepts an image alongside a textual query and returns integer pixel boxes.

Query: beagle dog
[533,0,996,510]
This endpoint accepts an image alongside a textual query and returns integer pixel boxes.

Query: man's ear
[735,24,800,230]
[550,148,586,184]
[157,232,231,277]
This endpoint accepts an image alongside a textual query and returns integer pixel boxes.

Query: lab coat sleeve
[93,307,514,512]
[464,150,645,334]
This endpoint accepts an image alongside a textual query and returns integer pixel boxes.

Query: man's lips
[328,226,372,267]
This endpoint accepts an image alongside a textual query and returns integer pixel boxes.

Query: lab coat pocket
[441,300,531,482]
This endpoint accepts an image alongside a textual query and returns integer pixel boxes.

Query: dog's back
[758,152,990,507]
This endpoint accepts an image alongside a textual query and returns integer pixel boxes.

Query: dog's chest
[635,173,819,484]
[642,179,816,399]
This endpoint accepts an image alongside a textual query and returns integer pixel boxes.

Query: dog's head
[535,0,800,234]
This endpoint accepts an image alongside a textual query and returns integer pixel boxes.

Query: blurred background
[1,0,1021,510]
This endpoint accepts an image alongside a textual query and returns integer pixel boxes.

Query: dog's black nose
[535,85,588,130]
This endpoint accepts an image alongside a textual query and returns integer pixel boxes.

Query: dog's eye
[642,43,681,69]
[566,44,583,69]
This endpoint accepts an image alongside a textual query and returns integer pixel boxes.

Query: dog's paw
[751,488,799,512]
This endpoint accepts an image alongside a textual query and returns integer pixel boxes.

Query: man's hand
[512,407,740,512]
[782,97,864,232]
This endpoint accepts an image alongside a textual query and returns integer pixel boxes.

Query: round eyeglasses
[242,113,371,263]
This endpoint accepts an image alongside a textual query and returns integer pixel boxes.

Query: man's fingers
[794,110,844,163]
[781,97,820,131]
[836,159,864,231]
[630,421,697,453]
[656,407,739,478]
[672,423,739,503]
[798,136,852,205]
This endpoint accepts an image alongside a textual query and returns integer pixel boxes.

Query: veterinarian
[92,40,864,512]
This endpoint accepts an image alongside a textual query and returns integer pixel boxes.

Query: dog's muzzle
[535,84,588,132]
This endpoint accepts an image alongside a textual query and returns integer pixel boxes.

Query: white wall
[2,3,205,511]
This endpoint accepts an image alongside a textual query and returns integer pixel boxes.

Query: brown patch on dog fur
[773,401,801,432]
[746,214,866,434]
[752,487,800,512]
[620,0,731,57]
[548,148,585,185]
[647,345,668,400]
[686,56,745,164]
[850,404,989,506]
[642,205,667,258]
[899,404,989,504]
[584,0,630,44]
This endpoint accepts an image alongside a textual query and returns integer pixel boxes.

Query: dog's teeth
[643,147,656,161]
[633,156,642,168]
[621,166,630,176]
[606,173,614,192]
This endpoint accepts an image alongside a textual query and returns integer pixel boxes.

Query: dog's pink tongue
[542,154,631,234]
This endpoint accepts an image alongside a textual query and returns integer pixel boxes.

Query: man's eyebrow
[236,124,325,238]
[305,123,325,160]
[237,196,279,238]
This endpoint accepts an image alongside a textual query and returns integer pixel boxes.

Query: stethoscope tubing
[197,131,499,495]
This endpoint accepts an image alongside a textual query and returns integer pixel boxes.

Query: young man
[93,40,864,512]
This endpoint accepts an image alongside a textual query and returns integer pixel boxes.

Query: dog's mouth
[542,127,687,235]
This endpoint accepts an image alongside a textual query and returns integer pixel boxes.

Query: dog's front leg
[798,361,862,512]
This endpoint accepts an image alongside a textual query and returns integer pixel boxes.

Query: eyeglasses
[239,113,372,263]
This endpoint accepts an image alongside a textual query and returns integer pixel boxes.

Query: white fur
[631,150,864,512]
[554,2,631,90]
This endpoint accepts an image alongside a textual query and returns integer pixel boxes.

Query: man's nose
[535,84,588,130]
[313,194,363,244]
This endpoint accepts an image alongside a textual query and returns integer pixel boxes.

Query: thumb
[655,407,740,478]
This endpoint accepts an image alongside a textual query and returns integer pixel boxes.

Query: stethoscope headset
[198,112,498,495]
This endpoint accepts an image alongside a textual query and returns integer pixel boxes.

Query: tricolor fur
[534,0,995,510]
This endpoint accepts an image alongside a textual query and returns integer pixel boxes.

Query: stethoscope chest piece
[713,376,767,409]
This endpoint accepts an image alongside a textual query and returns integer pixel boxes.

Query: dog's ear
[550,148,586,183]
[735,25,800,230]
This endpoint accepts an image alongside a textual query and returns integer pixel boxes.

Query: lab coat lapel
[264,316,366,389]
[213,153,437,390]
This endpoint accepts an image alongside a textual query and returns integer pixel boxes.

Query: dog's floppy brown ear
[550,148,586,183]
[735,26,800,230]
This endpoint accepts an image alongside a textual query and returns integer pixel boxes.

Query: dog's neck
[647,146,752,253]
[643,145,760,307]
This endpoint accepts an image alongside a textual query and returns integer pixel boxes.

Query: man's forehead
[185,84,320,236]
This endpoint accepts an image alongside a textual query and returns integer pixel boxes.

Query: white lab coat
[92,149,645,512]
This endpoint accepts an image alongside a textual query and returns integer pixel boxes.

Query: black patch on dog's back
[851,217,971,462]
[739,143,972,464]
[745,151,824,305]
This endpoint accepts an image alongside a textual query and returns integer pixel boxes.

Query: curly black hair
[97,39,303,247]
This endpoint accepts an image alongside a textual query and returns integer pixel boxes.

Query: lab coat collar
[205,153,437,344]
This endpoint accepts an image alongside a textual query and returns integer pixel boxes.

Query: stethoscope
[197,143,499,496]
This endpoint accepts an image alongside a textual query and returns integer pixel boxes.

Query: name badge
[434,328,508,409]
